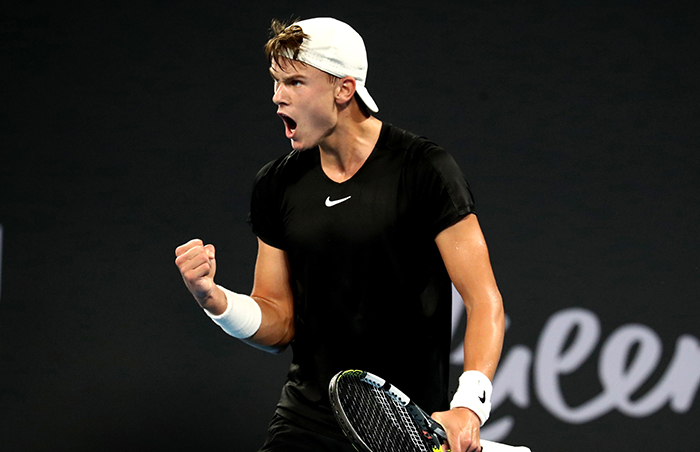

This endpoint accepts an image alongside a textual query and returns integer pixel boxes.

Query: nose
[272,82,286,105]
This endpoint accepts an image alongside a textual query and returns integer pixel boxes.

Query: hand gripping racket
[329,369,532,452]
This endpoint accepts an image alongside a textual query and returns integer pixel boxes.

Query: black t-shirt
[249,123,475,437]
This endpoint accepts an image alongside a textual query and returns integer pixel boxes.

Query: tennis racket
[329,369,448,452]
[329,369,532,452]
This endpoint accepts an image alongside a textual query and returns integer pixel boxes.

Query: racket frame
[329,369,448,452]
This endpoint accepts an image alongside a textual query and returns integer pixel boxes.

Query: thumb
[430,412,449,452]
[431,411,447,427]
[204,244,216,260]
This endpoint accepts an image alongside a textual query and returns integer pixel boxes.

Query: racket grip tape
[421,407,485,452]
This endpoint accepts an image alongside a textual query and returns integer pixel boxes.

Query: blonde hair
[264,19,307,68]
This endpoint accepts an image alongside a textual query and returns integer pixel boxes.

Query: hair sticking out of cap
[265,19,309,68]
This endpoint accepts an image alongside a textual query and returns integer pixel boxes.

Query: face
[270,58,340,151]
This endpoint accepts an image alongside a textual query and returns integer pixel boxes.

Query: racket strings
[338,374,433,452]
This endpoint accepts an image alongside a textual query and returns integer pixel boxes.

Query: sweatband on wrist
[204,285,262,339]
[450,370,493,426]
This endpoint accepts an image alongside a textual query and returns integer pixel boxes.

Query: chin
[290,140,305,151]
[290,139,315,151]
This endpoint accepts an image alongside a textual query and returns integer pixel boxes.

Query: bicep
[251,238,293,303]
[434,214,501,313]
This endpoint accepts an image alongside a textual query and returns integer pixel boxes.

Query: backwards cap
[288,17,379,113]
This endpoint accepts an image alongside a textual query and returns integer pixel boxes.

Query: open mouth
[278,113,297,137]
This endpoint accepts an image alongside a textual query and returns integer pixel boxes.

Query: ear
[335,76,357,105]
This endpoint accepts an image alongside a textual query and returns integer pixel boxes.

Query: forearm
[206,285,294,353]
[448,294,504,426]
[246,294,295,352]
[434,300,504,450]
[462,295,505,379]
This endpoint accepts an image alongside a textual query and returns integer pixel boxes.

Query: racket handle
[419,407,487,452]
[417,405,448,443]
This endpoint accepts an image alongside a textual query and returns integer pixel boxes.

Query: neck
[318,111,382,183]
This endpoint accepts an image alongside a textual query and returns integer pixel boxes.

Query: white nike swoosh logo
[325,196,352,207]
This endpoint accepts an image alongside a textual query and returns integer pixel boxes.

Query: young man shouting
[175,17,505,452]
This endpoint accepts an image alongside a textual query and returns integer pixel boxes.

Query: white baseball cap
[288,17,379,113]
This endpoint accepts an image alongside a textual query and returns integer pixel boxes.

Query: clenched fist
[175,239,221,311]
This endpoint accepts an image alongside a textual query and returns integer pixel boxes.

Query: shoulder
[382,124,462,177]
[383,123,440,155]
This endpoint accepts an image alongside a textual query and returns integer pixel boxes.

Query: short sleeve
[411,147,475,237]
[248,160,286,249]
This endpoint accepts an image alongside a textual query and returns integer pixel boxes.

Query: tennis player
[175,17,505,452]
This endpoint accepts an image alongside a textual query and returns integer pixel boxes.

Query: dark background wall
[1,1,698,450]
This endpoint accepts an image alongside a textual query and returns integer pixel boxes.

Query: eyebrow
[269,68,306,83]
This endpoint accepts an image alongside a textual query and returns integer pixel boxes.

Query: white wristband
[204,285,262,339]
[450,370,493,426]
